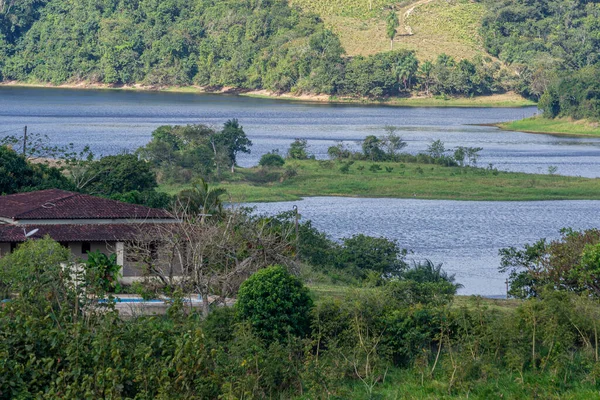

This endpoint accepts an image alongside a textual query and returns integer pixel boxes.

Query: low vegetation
[3,229,600,398]
[498,116,600,137]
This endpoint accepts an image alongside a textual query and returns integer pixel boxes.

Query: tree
[419,61,434,95]
[129,209,296,316]
[362,135,384,161]
[427,140,446,159]
[386,11,399,50]
[84,154,157,196]
[216,119,252,173]
[287,138,310,160]
[381,126,407,158]
[0,236,74,308]
[236,265,313,342]
[0,145,73,194]
[177,178,228,220]
[395,52,418,91]
[337,234,407,278]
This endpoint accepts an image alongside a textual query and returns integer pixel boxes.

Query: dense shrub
[258,152,285,167]
[236,265,313,342]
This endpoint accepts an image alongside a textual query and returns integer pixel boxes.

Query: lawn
[160,160,600,203]
[498,116,600,137]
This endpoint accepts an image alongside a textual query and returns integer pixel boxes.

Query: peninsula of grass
[498,116,600,137]
[159,160,600,203]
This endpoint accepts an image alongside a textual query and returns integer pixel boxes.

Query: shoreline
[495,116,600,137]
[0,81,536,108]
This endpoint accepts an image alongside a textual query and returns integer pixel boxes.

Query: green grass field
[159,160,600,203]
[498,116,600,137]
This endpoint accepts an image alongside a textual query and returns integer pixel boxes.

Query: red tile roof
[0,223,173,242]
[0,189,173,220]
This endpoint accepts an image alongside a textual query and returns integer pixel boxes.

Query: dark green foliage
[109,189,173,209]
[0,145,74,194]
[362,135,384,161]
[538,66,600,120]
[0,0,345,94]
[259,152,285,167]
[85,250,121,293]
[177,178,227,217]
[84,153,157,196]
[217,118,252,172]
[481,0,600,119]
[1,1,506,98]
[137,120,252,183]
[287,138,310,160]
[500,228,600,298]
[337,234,407,278]
[236,265,313,342]
[3,237,600,398]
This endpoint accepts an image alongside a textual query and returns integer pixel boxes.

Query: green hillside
[0,0,598,120]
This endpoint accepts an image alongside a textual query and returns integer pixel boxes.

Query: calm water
[3,86,600,177]
[3,87,600,295]
[247,197,600,297]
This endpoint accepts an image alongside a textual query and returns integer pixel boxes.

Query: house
[0,189,179,282]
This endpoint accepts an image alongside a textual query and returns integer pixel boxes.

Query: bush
[336,234,407,278]
[259,153,285,167]
[236,265,313,343]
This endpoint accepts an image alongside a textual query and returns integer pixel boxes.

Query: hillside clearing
[292,0,487,61]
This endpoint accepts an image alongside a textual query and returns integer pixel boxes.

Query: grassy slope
[292,0,488,61]
[159,160,600,203]
[498,116,600,137]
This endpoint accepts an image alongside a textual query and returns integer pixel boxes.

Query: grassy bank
[1,82,535,108]
[159,160,600,203]
[498,116,600,137]
[308,283,520,310]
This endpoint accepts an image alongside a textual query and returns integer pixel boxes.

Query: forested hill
[0,0,599,120]
[481,0,600,120]
[0,0,345,93]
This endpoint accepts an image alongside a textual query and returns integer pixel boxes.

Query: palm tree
[177,178,228,221]
[386,11,399,50]
[403,259,464,290]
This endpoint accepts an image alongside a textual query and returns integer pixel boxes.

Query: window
[10,242,17,253]
[82,242,91,254]
[58,242,69,249]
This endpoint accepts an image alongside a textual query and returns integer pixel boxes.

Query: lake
[247,197,600,297]
[2,86,600,295]
[3,86,600,177]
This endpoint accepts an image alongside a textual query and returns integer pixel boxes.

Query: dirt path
[399,0,435,36]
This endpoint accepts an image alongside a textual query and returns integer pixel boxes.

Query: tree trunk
[201,288,210,317]
[390,39,393,50]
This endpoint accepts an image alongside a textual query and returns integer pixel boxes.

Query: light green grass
[160,160,600,203]
[292,0,489,61]
[498,116,600,137]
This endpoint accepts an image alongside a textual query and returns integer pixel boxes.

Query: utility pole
[22,126,27,156]
[293,205,299,261]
